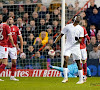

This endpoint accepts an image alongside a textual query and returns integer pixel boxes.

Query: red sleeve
[83,26,90,40]
[5,25,11,35]
[84,27,88,36]
[17,27,21,36]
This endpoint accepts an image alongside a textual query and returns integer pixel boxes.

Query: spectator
[45,13,52,25]
[37,18,46,33]
[88,7,100,29]
[80,11,87,20]
[58,14,61,24]
[42,45,52,58]
[30,20,36,31]
[87,24,97,37]
[16,17,24,31]
[85,0,97,18]
[2,7,8,16]
[31,11,39,26]
[34,4,42,12]
[96,33,100,45]
[55,50,61,58]
[34,31,48,46]
[16,5,25,18]
[80,19,87,28]
[0,2,3,14]
[48,37,53,47]
[9,11,16,21]
[23,13,29,24]
[66,4,76,22]
[46,25,53,37]
[52,20,61,36]
[49,0,62,13]
[24,0,35,16]
[58,7,61,14]
[73,0,81,12]
[32,51,45,69]
[27,33,35,46]
[51,9,59,20]
[7,0,17,12]
[26,45,34,59]
[32,51,45,59]
[22,24,32,41]
[87,36,96,56]
[89,44,100,59]
[0,14,2,23]
[38,5,48,19]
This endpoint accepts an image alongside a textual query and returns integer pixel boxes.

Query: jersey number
[0,31,4,40]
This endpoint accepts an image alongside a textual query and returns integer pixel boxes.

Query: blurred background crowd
[0,0,100,69]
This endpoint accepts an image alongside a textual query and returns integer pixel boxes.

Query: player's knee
[12,59,16,65]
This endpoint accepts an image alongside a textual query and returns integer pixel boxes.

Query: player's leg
[62,56,69,83]
[0,46,8,81]
[81,48,87,82]
[61,49,71,83]
[10,59,19,81]
[82,60,87,82]
[73,48,84,84]
[75,60,84,84]
[9,47,19,81]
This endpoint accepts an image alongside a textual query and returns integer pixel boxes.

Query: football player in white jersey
[53,15,84,84]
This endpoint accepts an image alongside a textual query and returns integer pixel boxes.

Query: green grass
[0,77,100,90]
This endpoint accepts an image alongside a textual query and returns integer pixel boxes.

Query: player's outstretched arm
[8,35,15,47]
[19,35,23,53]
[54,33,64,43]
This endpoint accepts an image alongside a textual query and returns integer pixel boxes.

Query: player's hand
[87,39,90,45]
[52,43,56,48]
[20,48,23,53]
[13,44,16,47]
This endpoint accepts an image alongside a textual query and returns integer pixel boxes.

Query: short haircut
[3,15,9,22]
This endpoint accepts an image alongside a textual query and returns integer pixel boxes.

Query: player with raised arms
[53,15,84,84]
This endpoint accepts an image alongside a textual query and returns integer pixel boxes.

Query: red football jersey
[0,23,11,47]
[80,27,90,49]
[8,25,21,48]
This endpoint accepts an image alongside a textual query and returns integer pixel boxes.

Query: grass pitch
[0,77,100,90]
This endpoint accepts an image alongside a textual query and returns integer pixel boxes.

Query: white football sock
[63,68,68,79]
[78,70,83,81]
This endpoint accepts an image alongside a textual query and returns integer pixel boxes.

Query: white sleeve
[61,25,68,34]
[79,27,84,37]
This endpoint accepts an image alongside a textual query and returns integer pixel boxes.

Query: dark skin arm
[54,33,64,43]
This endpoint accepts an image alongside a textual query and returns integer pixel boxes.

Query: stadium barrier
[0,69,61,77]
[87,59,100,76]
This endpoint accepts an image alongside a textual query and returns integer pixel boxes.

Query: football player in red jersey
[7,17,23,81]
[0,16,15,81]
[80,26,90,82]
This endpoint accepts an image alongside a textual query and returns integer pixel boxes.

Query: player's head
[2,15,9,22]
[73,15,81,24]
[7,16,14,26]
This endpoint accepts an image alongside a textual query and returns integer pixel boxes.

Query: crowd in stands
[0,0,100,69]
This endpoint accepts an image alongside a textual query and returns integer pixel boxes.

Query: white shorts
[80,48,87,60]
[0,46,8,59]
[8,47,17,59]
[64,46,81,60]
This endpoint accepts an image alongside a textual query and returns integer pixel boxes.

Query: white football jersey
[61,23,84,49]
